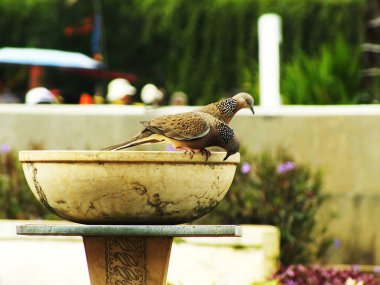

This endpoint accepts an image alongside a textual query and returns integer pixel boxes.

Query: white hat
[25,87,57,104]
[107,78,136,102]
[141,83,163,104]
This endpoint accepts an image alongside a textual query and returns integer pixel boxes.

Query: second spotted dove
[102,111,240,161]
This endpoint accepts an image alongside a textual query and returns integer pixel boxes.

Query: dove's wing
[140,112,210,141]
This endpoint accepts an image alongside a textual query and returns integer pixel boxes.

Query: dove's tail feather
[101,129,163,151]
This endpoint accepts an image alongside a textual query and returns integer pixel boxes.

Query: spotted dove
[102,111,240,161]
[196,92,255,124]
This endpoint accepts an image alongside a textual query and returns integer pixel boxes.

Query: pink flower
[241,162,251,174]
[352,265,360,272]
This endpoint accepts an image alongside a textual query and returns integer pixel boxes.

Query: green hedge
[105,0,365,104]
[282,36,364,104]
[0,0,366,104]
[0,146,54,219]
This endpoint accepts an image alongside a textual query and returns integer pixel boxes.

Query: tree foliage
[0,0,366,104]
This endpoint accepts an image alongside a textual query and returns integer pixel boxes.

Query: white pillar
[258,14,282,108]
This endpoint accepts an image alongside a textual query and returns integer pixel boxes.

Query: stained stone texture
[83,236,173,285]
[19,150,239,225]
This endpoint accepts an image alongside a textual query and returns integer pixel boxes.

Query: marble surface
[17,224,242,237]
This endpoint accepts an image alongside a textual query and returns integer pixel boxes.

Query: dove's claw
[206,150,211,161]
[199,148,211,161]
[176,147,211,161]
[176,147,213,160]
[176,147,196,159]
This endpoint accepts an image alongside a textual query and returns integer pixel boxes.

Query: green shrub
[281,37,366,104]
[0,144,54,219]
[198,148,331,265]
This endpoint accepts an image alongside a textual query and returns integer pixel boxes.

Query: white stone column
[258,14,282,109]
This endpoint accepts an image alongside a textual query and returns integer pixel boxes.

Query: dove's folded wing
[140,112,210,141]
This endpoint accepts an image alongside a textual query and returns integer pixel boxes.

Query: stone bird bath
[19,150,239,224]
[18,150,241,285]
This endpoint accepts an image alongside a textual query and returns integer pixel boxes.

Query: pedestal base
[83,236,172,285]
[16,224,242,285]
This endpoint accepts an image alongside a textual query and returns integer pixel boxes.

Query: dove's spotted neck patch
[216,121,234,144]
[217,98,237,118]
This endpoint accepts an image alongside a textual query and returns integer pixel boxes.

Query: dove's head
[223,135,240,161]
[216,121,240,161]
[233,92,255,115]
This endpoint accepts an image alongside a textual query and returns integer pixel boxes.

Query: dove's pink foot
[176,147,211,161]
[176,146,196,158]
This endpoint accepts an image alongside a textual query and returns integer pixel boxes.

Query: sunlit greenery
[0,0,366,104]
[282,37,365,104]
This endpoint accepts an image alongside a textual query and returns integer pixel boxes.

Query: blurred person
[0,73,20,103]
[93,94,104,104]
[50,88,64,103]
[156,87,166,106]
[106,78,136,104]
[93,85,104,104]
[25,87,58,104]
[141,83,165,106]
[170,91,188,106]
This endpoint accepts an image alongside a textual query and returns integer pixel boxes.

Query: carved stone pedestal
[83,236,172,285]
[16,224,242,285]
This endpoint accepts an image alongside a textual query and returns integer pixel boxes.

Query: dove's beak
[223,151,232,161]
[250,106,255,115]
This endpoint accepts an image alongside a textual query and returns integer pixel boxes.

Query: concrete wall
[1,104,380,264]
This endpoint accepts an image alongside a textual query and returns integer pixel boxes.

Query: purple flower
[333,238,341,248]
[277,161,296,173]
[0,143,11,153]
[372,266,380,273]
[241,162,251,174]
[166,145,175,152]
[352,265,360,272]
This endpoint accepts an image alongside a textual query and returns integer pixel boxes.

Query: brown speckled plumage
[196,92,254,124]
[102,111,239,160]
[141,112,209,140]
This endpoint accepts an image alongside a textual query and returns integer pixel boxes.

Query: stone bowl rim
[19,150,240,164]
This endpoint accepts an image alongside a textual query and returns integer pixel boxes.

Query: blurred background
[1,0,380,284]
[0,0,375,106]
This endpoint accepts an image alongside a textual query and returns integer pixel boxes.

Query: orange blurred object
[79,93,93,104]
[28,66,44,89]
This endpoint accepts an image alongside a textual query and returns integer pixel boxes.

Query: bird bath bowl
[19,150,239,224]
